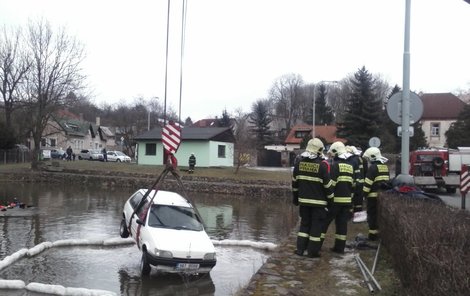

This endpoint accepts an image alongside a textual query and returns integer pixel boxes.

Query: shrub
[378,192,470,296]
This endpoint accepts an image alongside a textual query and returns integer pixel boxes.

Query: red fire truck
[410,147,470,193]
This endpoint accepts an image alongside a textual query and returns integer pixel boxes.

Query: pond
[0,182,297,296]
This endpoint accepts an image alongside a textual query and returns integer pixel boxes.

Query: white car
[78,149,103,161]
[106,150,131,162]
[120,189,217,276]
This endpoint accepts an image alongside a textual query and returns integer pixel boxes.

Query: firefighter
[321,141,356,254]
[292,138,333,258]
[362,147,390,241]
[346,145,365,215]
[188,153,196,173]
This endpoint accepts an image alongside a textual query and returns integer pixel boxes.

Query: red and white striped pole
[460,165,469,209]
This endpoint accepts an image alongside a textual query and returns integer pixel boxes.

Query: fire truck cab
[409,147,470,193]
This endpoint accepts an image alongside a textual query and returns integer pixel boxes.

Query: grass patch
[0,161,292,182]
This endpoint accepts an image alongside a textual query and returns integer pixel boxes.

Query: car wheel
[117,159,121,163]
[120,219,129,238]
[78,156,82,160]
[141,249,151,276]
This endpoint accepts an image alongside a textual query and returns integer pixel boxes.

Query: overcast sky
[1,0,469,121]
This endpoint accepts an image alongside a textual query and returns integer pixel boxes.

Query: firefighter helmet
[346,145,362,156]
[363,147,388,163]
[306,138,324,154]
[328,141,346,157]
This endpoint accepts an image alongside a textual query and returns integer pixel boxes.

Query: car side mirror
[136,219,145,226]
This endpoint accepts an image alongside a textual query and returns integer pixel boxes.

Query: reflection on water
[0,183,297,295]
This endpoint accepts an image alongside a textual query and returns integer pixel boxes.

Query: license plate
[176,263,200,270]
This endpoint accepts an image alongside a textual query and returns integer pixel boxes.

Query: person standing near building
[321,141,355,254]
[188,153,196,173]
[102,147,107,162]
[292,138,333,258]
[66,146,73,161]
[362,147,390,241]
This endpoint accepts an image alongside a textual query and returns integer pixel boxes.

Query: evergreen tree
[249,100,272,148]
[446,103,470,148]
[218,108,232,127]
[184,116,193,126]
[382,85,401,153]
[410,121,427,150]
[336,66,383,149]
[315,84,335,125]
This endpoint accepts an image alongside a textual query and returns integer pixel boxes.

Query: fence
[0,149,32,164]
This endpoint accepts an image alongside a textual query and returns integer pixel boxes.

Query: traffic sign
[368,137,381,148]
[386,91,423,125]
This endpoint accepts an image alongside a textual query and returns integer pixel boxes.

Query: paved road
[438,190,470,211]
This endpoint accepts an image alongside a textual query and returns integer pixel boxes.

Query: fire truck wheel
[433,157,444,168]
[446,187,456,194]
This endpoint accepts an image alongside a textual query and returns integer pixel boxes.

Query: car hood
[146,227,215,259]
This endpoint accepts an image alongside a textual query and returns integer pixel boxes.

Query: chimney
[96,117,101,126]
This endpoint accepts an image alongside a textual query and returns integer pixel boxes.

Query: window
[431,123,440,137]
[146,143,157,155]
[295,131,310,139]
[50,138,57,147]
[41,138,47,147]
[218,145,226,158]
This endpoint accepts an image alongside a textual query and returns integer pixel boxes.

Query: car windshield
[115,151,126,156]
[147,204,203,231]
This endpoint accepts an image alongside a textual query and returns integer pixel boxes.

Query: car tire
[120,219,129,238]
[78,156,82,160]
[141,249,151,276]
[117,159,121,163]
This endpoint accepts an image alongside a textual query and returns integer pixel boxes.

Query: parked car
[106,150,131,163]
[50,149,66,159]
[78,149,104,161]
[120,189,217,276]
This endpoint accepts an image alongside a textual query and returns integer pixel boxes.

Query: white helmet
[363,147,388,163]
[328,141,346,157]
[346,145,362,156]
[306,138,324,154]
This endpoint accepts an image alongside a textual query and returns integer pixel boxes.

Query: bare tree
[22,19,86,169]
[0,25,31,133]
[232,108,253,174]
[269,73,306,134]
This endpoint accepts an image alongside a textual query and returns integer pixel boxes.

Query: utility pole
[401,0,411,174]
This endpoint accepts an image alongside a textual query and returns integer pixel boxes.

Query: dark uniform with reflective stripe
[363,161,390,240]
[349,154,365,212]
[321,157,355,253]
[292,155,333,257]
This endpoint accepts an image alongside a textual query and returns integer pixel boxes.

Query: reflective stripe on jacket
[292,157,333,207]
[363,162,390,198]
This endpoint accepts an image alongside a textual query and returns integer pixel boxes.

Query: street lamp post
[312,80,338,138]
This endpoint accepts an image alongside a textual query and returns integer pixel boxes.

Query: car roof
[138,189,193,208]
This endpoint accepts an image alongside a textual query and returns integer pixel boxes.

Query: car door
[127,191,149,237]
[107,151,117,162]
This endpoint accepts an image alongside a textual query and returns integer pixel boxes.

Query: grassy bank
[0,161,292,182]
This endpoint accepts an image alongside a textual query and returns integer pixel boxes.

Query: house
[283,124,344,151]
[419,93,466,147]
[134,127,235,167]
[38,110,112,153]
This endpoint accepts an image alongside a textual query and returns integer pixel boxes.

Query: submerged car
[120,189,216,276]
